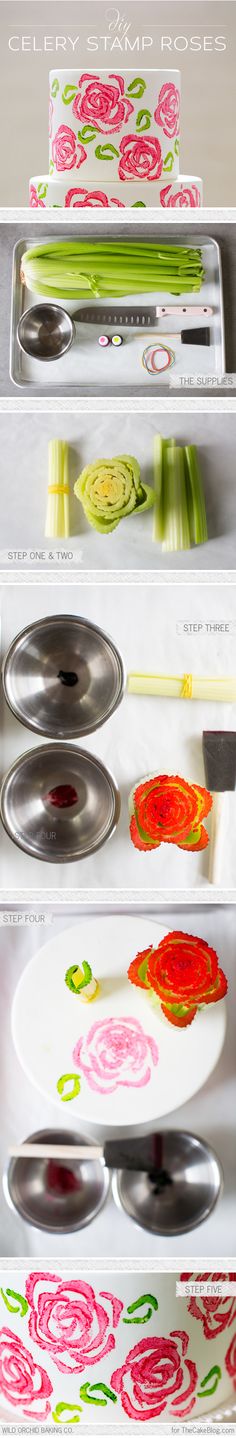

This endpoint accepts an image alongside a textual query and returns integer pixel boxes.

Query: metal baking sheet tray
[10,233,225,393]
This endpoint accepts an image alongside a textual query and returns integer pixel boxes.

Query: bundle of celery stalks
[46,437,208,552]
[22,240,204,299]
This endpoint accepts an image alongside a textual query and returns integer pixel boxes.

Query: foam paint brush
[202,730,236,884]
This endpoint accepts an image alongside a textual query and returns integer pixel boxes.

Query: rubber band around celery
[181,673,193,698]
[57,1073,81,1101]
[123,1294,158,1324]
[0,1288,28,1318]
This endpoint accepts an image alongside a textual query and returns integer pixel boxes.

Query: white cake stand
[12,916,226,1142]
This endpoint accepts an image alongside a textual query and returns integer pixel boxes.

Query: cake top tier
[49,68,181,182]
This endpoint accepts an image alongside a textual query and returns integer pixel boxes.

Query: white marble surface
[1,579,236,895]
[0,904,235,1259]
[1,409,236,571]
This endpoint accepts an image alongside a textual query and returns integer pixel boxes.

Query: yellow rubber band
[181,673,193,699]
[48,485,70,495]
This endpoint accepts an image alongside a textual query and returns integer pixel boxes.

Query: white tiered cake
[29,68,203,209]
[0,1270,235,1423]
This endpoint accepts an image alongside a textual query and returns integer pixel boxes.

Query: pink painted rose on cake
[0,1330,52,1419]
[73,1016,159,1094]
[26,1274,123,1374]
[72,72,134,133]
[181,1274,236,1338]
[118,134,163,181]
[111,1330,198,1419]
[52,127,86,172]
[154,80,180,138]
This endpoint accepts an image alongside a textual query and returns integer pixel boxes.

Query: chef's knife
[202,730,236,884]
[74,303,213,327]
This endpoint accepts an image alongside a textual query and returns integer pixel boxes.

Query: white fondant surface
[48,68,181,182]
[0,1268,235,1425]
[12,917,226,1140]
[29,175,202,210]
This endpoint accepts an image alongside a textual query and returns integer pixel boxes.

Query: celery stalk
[45,440,70,539]
[162,443,191,552]
[21,241,204,301]
[184,444,208,546]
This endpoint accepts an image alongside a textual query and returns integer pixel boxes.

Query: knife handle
[155,305,213,318]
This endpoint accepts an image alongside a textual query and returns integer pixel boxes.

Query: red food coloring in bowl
[45,784,78,808]
[47,1160,81,1194]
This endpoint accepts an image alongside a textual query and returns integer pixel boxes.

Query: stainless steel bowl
[4,1129,110,1233]
[0,742,120,862]
[113,1130,223,1236]
[2,614,124,739]
[17,305,75,361]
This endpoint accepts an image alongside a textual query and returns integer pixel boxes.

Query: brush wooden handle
[9,1143,103,1161]
[208,793,227,885]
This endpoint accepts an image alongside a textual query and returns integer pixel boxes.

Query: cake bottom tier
[29,173,203,209]
[0,1269,235,1424]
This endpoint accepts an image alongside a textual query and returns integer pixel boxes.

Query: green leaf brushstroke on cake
[123,1294,159,1324]
[80,1382,117,1406]
[0,1288,28,1318]
[95,143,120,161]
[198,1366,222,1398]
[127,78,146,98]
[53,1403,82,1423]
[163,151,174,173]
[77,125,98,143]
[57,1073,81,1102]
[62,85,78,104]
[136,109,151,132]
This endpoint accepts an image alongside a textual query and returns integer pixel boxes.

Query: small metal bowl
[113,1130,223,1236]
[17,305,75,361]
[0,742,120,862]
[2,614,124,739]
[4,1129,110,1233]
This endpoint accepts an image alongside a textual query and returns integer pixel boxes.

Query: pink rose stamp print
[118,134,163,180]
[72,72,134,133]
[52,126,86,172]
[26,1273,123,1375]
[0,1329,52,1420]
[226,1335,236,1387]
[111,1331,198,1419]
[29,185,46,208]
[154,82,180,138]
[73,1016,159,1094]
[181,1274,236,1339]
[65,187,124,208]
[160,183,201,208]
